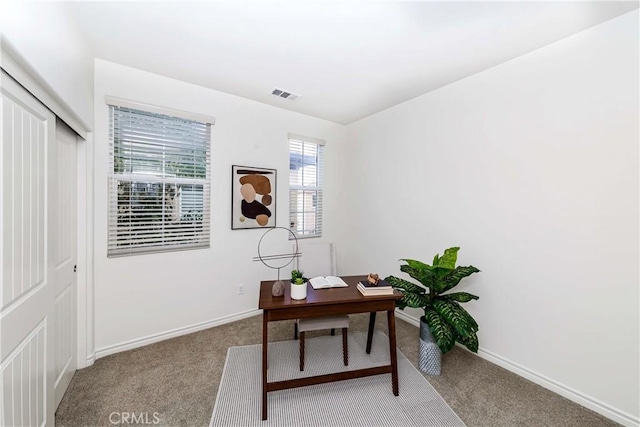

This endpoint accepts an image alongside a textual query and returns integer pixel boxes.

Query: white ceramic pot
[290,282,307,300]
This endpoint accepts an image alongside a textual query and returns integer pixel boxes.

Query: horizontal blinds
[112,108,209,178]
[108,105,212,256]
[289,138,323,237]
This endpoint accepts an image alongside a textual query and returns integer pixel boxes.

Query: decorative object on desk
[367,273,380,285]
[290,269,308,300]
[385,247,480,375]
[308,276,348,289]
[254,227,300,296]
[357,278,394,296]
[271,281,285,297]
[290,269,307,283]
[232,165,276,229]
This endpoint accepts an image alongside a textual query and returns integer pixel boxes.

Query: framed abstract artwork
[231,165,277,230]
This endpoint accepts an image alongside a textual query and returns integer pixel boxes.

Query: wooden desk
[258,275,403,420]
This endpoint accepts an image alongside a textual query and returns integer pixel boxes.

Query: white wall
[341,11,639,426]
[92,59,346,355]
[0,1,93,129]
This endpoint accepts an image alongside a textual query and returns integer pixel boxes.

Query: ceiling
[64,1,639,125]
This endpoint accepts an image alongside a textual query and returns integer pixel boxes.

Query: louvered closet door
[0,71,76,426]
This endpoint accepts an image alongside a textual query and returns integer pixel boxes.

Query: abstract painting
[232,165,276,229]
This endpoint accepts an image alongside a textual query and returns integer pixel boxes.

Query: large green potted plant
[385,247,480,375]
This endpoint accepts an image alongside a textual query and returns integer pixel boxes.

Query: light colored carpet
[210,331,465,427]
[56,314,618,426]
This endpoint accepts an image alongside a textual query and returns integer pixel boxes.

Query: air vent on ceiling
[271,88,301,101]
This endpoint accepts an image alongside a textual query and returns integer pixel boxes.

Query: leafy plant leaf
[400,259,431,270]
[441,292,479,303]
[385,276,426,294]
[435,247,459,268]
[451,302,479,331]
[399,264,434,288]
[399,292,428,309]
[455,331,479,353]
[386,276,428,309]
[432,253,439,266]
[441,265,480,292]
[396,299,408,310]
[291,269,304,281]
[428,266,455,293]
[424,308,455,354]
[433,299,475,338]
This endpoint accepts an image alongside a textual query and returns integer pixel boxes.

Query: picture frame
[231,165,277,230]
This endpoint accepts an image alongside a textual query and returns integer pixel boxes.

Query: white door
[52,119,77,408]
[0,71,77,426]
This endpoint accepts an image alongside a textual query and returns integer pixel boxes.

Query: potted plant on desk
[290,269,308,300]
[385,247,480,376]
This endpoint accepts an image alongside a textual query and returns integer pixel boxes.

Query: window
[289,133,324,238]
[107,100,213,256]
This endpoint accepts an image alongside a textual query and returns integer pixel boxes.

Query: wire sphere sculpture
[254,227,300,296]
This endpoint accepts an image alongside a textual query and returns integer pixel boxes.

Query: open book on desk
[309,276,348,289]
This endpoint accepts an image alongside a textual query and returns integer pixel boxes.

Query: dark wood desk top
[259,275,402,311]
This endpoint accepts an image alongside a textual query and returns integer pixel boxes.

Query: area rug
[210,331,465,426]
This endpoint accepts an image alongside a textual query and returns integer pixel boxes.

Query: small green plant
[291,269,306,283]
[385,247,481,354]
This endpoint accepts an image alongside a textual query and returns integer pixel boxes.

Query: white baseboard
[392,311,639,427]
[76,352,96,369]
[85,352,96,367]
[94,309,262,360]
[395,309,420,327]
[476,347,639,427]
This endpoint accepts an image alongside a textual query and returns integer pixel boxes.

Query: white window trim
[287,133,325,147]
[105,96,216,125]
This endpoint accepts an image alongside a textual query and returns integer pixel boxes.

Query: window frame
[288,133,325,239]
[107,97,215,257]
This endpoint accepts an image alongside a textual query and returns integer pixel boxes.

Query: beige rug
[210,330,465,426]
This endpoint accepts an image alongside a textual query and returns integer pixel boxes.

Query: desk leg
[262,311,268,420]
[387,310,399,396]
[366,312,377,354]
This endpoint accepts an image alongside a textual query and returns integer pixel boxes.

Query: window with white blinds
[108,103,213,256]
[289,134,324,238]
